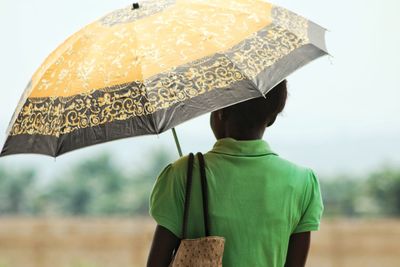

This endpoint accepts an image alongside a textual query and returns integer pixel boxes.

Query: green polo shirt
[149,138,323,267]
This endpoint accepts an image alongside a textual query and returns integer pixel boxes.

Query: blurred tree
[367,166,400,216]
[320,176,361,217]
[43,153,128,216]
[41,147,174,216]
[1,148,399,218]
[125,147,174,215]
[0,166,38,215]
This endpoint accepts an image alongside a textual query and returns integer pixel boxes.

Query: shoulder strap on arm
[197,152,210,236]
[182,153,194,239]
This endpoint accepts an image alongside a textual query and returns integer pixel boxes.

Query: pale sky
[0,0,399,181]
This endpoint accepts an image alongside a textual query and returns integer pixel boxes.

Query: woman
[147,80,324,267]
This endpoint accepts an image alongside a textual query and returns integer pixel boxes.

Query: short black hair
[222,80,288,129]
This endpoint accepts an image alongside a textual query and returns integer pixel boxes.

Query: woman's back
[149,138,323,267]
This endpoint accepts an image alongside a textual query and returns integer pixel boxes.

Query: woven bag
[169,152,225,267]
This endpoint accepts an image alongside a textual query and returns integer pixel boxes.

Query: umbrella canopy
[1,0,328,157]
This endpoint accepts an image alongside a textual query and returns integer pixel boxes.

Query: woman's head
[210,80,288,140]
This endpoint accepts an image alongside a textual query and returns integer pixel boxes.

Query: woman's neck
[221,128,265,140]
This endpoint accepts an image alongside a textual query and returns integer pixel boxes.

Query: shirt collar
[210,137,278,157]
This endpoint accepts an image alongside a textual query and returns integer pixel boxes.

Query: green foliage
[319,165,400,218]
[0,149,399,218]
[38,149,173,217]
[320,176,361,217]
[43,154,128,216]
[0,167,37,214]
[0,146,173,217]
[366,166,400,216]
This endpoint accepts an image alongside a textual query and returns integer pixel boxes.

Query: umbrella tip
[132,3,140,10]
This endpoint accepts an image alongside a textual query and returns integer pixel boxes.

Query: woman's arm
[284,231,311,267]
[147,225,181,267]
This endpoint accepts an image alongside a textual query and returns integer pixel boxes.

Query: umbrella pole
[172,127,183,157]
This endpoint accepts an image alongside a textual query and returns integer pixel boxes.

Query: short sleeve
[293,169,324,233]
[149,163,185,238]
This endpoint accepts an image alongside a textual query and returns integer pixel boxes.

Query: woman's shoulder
[171,154,190,168]
[156,153,196,183]
[277,154,312,169]
[266,153,318,182]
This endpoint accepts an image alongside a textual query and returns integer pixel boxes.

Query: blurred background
[0,0,399,266]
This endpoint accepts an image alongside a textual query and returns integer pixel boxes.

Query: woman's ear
[267,116,277,127]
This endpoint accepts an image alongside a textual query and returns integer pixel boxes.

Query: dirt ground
[0,217,399,267]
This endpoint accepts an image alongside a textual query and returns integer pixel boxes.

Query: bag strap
[182,153,194,239]
[181,152,210,239]
[197,152,210,237]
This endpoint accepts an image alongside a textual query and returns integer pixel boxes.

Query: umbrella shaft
[172,128,183,157]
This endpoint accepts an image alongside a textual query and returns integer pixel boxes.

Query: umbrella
[0,0,328,157]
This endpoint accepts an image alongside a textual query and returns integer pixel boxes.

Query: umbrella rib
[55,103,63,157]
[219,52,264,98]
[144,84,159,134]
[133,20,159,134]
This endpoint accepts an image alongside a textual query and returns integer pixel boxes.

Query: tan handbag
[169,152,225,267]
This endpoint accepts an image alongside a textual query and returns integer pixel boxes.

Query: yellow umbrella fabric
[1,0,328,157]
